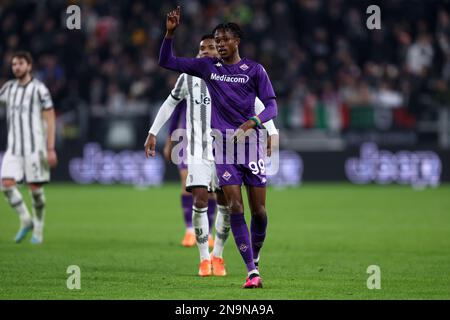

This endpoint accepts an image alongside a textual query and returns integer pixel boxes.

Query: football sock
[3,186,32,227]
[31,188,46,233]
[181,194,193,231]
[212,205,230,258]
[251,214,268,264]
[207,198,217,233]
[230,213,257,273]
[192,206,210,261]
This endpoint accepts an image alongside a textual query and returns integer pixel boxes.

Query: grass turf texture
[0,183,449,299]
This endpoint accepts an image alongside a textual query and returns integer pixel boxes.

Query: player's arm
[0,81,11,107]
[253,65,278,125]
[144,96,182,158]
[254,97,278,136]
[144,76,187,158]
[39,84,57,168]
[158,6,206,77]
[234,66,278,142]
[42,108,57,168]
[163,101,184,161]
[254,97,278,156]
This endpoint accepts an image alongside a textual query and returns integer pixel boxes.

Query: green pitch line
[0,183,449,299]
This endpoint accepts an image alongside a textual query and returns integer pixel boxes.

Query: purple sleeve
[255,65,277,123]
[257,98,277,124]
[168,100,186,134]
[159,38,205,78]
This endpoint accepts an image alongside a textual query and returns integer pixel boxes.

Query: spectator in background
[406,33,434,76]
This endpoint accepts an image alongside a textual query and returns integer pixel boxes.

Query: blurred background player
[0,51,57,244]
[163,99,215,248]
[159,7,278,288]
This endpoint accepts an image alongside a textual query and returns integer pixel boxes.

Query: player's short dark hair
[12,51,33,65]
[212,23,243,39]
[201,34,214,41]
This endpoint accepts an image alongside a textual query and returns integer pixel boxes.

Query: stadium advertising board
[3,144,447,185]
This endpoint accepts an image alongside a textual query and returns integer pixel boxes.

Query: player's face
[199,38,218,58]
[214,30,239,59]
[12,57,32,79]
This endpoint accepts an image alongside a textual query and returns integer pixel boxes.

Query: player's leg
[1,153,33,242]
[179,168,195,247]
[221,184,260,285]
[187,160,219,276]
[2,179,34,242]
[245,185,268,271]
[211,189,230,276]
[24,150,51,244]
[191,185,211,276]
[28,183,46,244]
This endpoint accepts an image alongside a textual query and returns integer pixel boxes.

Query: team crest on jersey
[215,62,222,67]
[240,63,249,71]
[222,171,232,181]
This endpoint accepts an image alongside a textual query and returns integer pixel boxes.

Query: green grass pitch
[0,183,449,299]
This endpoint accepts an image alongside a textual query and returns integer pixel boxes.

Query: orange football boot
[181,230,196,247]
[198,259,212,277]
[211,254,227,276]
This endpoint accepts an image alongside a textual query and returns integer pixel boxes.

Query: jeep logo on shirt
[210,73,249,84]
[195,93,211,105]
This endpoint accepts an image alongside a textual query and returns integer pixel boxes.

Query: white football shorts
[185,159,219,192]
[0,150,50,184]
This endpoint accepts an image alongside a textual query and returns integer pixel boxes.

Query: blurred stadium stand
[0,0,449,183]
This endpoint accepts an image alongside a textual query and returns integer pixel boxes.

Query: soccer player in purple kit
[159,7,278,288]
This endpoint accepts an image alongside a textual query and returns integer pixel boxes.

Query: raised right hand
[166,6,180,34]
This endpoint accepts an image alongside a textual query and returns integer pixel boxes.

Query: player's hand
[232,119,257,143]
[163,138,173,161]
[144,133,157,158]
[166,6,180,34]
[47,149,58,168]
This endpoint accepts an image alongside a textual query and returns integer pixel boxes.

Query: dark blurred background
[0,0,449,184]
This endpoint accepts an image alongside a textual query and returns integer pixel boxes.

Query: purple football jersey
[159,38,277,133]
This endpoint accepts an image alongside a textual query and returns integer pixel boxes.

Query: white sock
[3,186,32,227]
[212,205,231,258]
[31,188,45,228]
[192,206,210,261]
[248,269,260,277]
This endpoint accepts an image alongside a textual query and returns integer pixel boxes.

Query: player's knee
[193,197,208,209]
[251,205,267,219]
[2,185,22,206]
[1,179,15,190]
[229,200,244,214]
[192,188,209,208]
